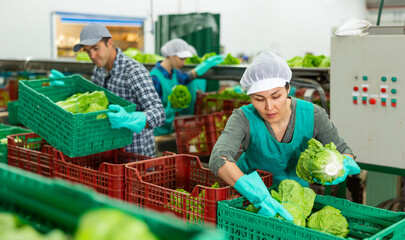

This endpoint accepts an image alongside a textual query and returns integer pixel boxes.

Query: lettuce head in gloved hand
[296,138,345,184]
[168,85,191,109]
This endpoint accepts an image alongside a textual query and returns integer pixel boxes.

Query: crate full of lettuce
[18,75,136,157]
[217,178,405,239]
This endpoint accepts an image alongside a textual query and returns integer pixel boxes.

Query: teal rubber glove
[194,55,225,76]
[234,171,294,221]
[49,69,65,86]
[314,155,361,185]
[107,104,146,133]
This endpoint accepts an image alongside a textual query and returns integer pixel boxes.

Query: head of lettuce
[296,138,345,184]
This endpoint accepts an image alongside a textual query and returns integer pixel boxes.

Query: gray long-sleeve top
[209,97,354,175]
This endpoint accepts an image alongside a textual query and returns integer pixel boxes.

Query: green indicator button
[392,77,397,82]
[353,96,358,100]
[362,96,367,101]
[362,76,368,81]
[391,89,397,94]
[381,76,387,81]
[381,98,386,102]
[391,99,397,103]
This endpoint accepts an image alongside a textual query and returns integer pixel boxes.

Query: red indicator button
[369,98,377,105]
[392,102,397,107]
[382,102,386,106]
[353,86,359,91]
[362,100,367,105]
[381,88,386,93]
[363,87,368,92]
[353,100,358,104]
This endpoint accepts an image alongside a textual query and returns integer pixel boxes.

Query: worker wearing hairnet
[151,38,224,136]
[209,51,360,220]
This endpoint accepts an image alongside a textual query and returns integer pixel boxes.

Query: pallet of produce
[0,163,224,240]
[53,148,150,200]
[18,74,136,157]
[7,132,53,177]
[125,154,273,225]
[0,123,31,163]
[217,180,405,240]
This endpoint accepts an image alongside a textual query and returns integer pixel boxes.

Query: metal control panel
[330,27,404,170]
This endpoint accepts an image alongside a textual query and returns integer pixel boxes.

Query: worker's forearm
[217,159,245,187]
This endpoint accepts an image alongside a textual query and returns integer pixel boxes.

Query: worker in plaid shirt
[72,23,165,157]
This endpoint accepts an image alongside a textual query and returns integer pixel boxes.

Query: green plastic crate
[217,193,405,240]
[0,123,31,163]
[0,163,223,240]
[18,75,136,157]
[7,100,20,125]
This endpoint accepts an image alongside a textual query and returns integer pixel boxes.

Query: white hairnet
[240,51,292,95]
[160,38,193,58]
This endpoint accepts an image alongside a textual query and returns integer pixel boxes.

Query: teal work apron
[151,68,178,136]
[237,98,314,187]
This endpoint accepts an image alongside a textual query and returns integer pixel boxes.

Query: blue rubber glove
[234,171,294,221]
[49,69,66,86]
[107,104,146,133]
[315,155,361,185]
[194,55,225,76]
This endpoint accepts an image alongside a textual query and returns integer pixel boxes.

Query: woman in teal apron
[209,51,360,221]
[151,38,224,136]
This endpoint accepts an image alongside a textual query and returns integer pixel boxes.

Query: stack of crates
[0,163,223,239]
[7,74,147,200]
[174,90,250,157]
[125,153,273,225]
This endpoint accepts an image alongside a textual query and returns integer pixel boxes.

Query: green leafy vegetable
[201,52,217,62]
[141,54,164,64]
[271,179,316,227]
[185,55,202,64]
[296,138,345,184]
[221,53,240,65]
[0,212,68,240]
[287,54,330,68]
[75,208,158,240]
[56,91,109,119]
[307,206,349,238]
[123,48,142,59]
[168,85,191,109]
[76,52,91,62]
[244,203,259,213]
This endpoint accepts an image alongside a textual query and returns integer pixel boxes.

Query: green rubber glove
[107,105,146,133]
[49,69,66,86]
[234,171,294,221]
[194,55,225,76]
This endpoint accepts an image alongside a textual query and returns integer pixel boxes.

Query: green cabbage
[271,179,316,227]
[307,206,349,238]
[56,91,109,119]
[296,138,345,184]
[168,85,191,109]
[123,48,142,59]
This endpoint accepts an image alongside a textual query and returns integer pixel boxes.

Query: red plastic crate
[53,148,151,200]
[195,91,251,115]
[125,154,273,225]
[7,133,54,177]
[174,112,232,156]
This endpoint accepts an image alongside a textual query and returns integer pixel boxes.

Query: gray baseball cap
[73,24,112,52]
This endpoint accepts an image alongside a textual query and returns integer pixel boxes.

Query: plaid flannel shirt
[92,48,165,157]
